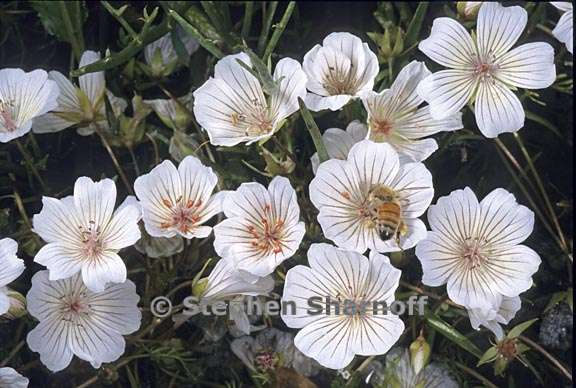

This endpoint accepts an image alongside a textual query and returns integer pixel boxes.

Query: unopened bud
[1,289,27,321]
[409,333,431,375]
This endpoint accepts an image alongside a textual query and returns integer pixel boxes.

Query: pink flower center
[80,223,103,259]
[0,100,16,132]
[461,237,487,269]
[247,204,286,255]
[255,351,277,371]
[160,197,202,234]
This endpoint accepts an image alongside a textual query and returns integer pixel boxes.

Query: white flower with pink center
[0,68,59,143]
[32,177,141,292]
[26,271,141,372]
[417,2,556,137]
[134,156,227,239]
[214,176,305,277]
[415,187,541,312]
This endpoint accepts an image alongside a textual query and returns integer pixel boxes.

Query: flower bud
[409,333,431,375]
[1,289,27,321]
[457,2,482,20]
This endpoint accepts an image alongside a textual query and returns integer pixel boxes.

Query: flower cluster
[0,1,566,384]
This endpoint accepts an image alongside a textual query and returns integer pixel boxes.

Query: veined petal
[69,321,126,369]
[0,238,25,287]
[496,43,556,89]
[87,279,141,335]
[103,197,141,251]
[350,314,404,357]
[417,70,477,120]
[311,121,368,174]
[304,93,353,112]
[476,2,527,61]
[387,61,431,114]
[0,367,29,388]
[484,244,540,298]
[34,243,83,281]
[202,259,274,300]
[74,177,117,229]
[178,155,218,210]
[78,51,106,106]
[475,80,524,138]
[81,252,127,292]
[270,57,308,122]
[393,106,463,140]
[553,9,573,54]
[391,162,434,219]
[477,188,534,247]
[26,318,74,372]
[33,70,80,133]
[416,230,461,287]
[418,17,476,69]
[32,196,83,245]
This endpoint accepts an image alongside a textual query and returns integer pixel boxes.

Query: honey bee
[366,185,407,244]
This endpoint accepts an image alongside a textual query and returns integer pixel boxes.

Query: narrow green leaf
[404,2,429,48]
[426,314,482,358]
[507,319,538,339]
[263,1,296,61]
[298,98,329,163]
[257,1,278,55]
[477,346,498,366]
[241,2,255,39]
[170,11,224,59]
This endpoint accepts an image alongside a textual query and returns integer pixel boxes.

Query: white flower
[415,187,541,311]
[417,2,556,138]
[143,91,193,131]
[33,50,127,136]
[26,271,141,372]
[231,328,321,376]
[468,296,521,340]
[193,52,307,146]
[310,120,368,174]
[0,238,25,315]
[32,177,141,292]
[310,140,433,253]
[144,26,199,72]
[213,176,305,276]
[0,68,59,143]
[134,156,226,239]
[369,347,458,388]
[281,243,404,370]
[303,32,378,111]
[0,367,28,388]
[362,61,463,162]
[551,2,573,54]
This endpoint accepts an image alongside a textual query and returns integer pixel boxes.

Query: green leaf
[263,1,296,61]
[31,1,87,59]
[507,319,538,339]
[425,313,482,358]
[477,346,498,366]
[404,2,428,48]
[170,10,224,59]
[298,97,329,164]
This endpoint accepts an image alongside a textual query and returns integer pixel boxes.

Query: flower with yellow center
[193,52,307,146]
[281,243,404,369]
[214,176,305,277]
[32,177,141,292]
[417,2,556,138]
[415,187,541,311]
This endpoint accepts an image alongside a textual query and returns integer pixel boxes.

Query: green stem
[263,1,296,61]
[59,0,82,60]
[102,1,139,40]
[298,97,329,163]
[257,1,278,55]
[15,138,46,190]
[93,124,134,195]
[170,10,224,59]
[241,1,254,39]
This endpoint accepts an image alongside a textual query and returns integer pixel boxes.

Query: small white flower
[193,52,307,146]
[310,140,433,253]
[418,2,556,137]
[468,296,521,340]
[33,50,127,136]
[310,120,368,174]
[0,238,25,315]
[144,26,199,71]
[26,271,141,372]
[214,176,305,277]
[134,156,226,239]
[551,2,573,54]
[281,243,404,370]
[32,177,141,292]
[231,328,321,376]
[362,61,463,162]
[0,68,59,143]
[303,32,378,111]
[415,187,541,311]
[0,367,29,388]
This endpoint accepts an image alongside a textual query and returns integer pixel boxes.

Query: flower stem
[263,1,296,61]
[15,138,46,191]
[93,125,134,195]
[519,335,572,381]
[298,97,329,163]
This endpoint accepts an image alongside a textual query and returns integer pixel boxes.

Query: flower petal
[34,243,83,281]
[74,177,117,229]
[391,162,434,219]
[103,197,141,251]
[417,70,477,120]
[0,238,25,287]
[553,10,573,53]
[496,42,556,89]
[32,196,83,245]
[81,252,127,292]
[26,318,74,372]
[78,51,106,105]
[477,2,527,61]
[418,18,476,69]
[475,80,524,137]
[269,57,308,122]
